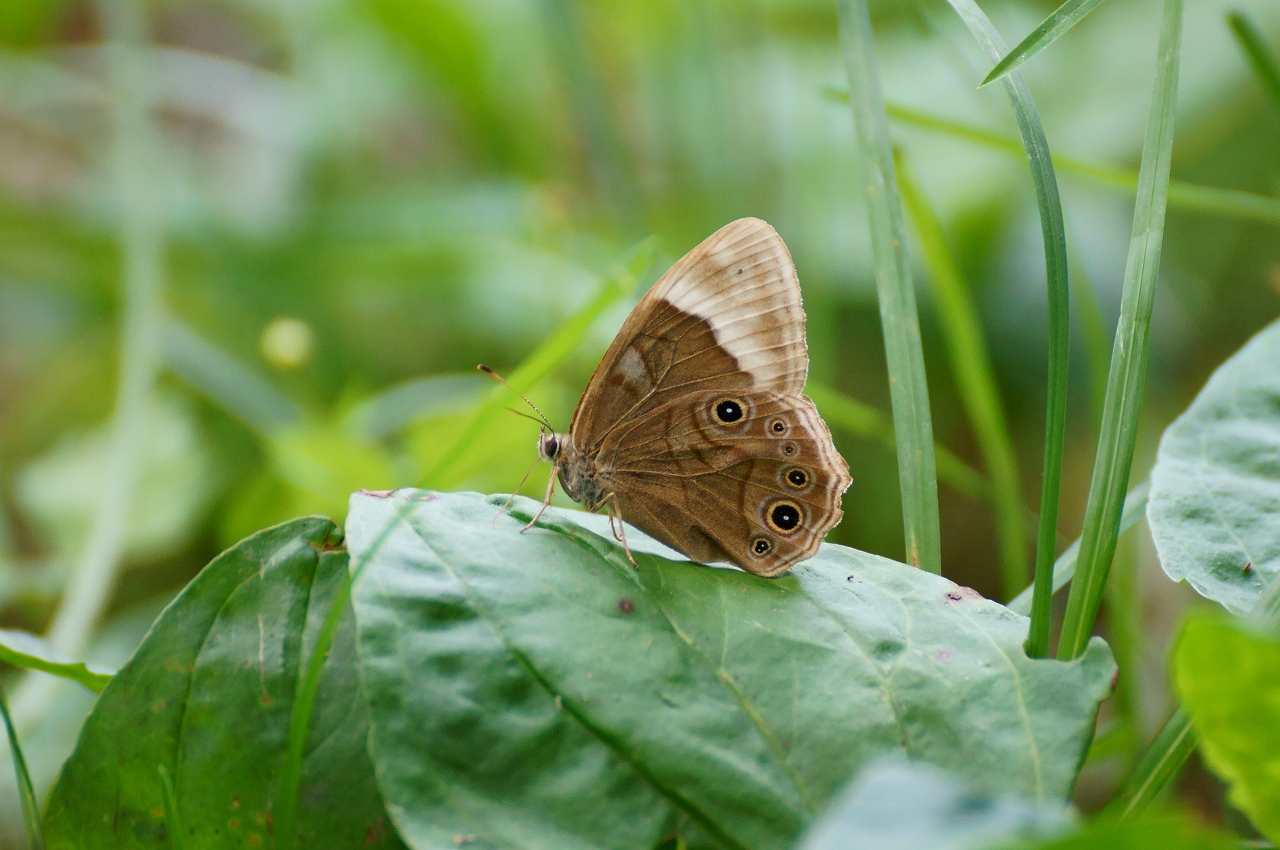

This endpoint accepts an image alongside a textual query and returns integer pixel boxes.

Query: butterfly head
[537,431,565,463]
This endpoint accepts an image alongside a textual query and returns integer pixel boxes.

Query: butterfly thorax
[538,431,610,511]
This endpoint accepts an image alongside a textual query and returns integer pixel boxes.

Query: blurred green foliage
[2,0,1280,842]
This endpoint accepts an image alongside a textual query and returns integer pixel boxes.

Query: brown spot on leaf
[618,598,635,614]
[944,586,982,603]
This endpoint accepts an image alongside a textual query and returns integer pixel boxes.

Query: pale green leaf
[1147,317,1280,614]
[346,490,1116,850]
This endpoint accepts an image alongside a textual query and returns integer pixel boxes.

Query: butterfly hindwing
[604,389,850,575]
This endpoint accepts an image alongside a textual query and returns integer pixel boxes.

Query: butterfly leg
[494,458,541,527]
[605,492,638,568]
[520,466,557,533]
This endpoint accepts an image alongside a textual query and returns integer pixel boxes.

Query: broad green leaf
[798,759,1232,850]
[346,490,1116,850]
[798,759,1071,850]
[42,517,405,850]
[0,629,114,692]
[1174,614,1280,842]
[1014,815,1235,849]
[1147,318,1280,614]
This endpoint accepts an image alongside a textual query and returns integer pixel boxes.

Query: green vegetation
[3,0,1280,847]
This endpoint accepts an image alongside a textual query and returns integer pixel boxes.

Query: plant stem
[1058,0,1183,660]
[9,0,164,730]
[836,0,942,573]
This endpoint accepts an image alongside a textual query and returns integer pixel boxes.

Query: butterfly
[524,218,851,577]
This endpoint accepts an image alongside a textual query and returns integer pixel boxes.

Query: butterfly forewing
[570,218,808,451]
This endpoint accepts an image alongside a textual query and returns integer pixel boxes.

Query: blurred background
[1,0,1279,842]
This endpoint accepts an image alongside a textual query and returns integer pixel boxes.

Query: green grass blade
[1104,705,1195,819]
[805,383,990,500]
[1228,11,1280,112]
[1067,240,1113,431]
[819,94,1280,227]
[162,318,300,437]
[895,154,1027,601]
[942,0,1070,655]
[1007,480,1148,616]
[275,568,353,850]
[0,629,114,693]
[1104,573,1280,819]
[157,764,181,850]
[1058,0,1184,660]
[980,0,1110,87]
[836,0,942,572]
[0,690,43,850]
[418,237,655,489]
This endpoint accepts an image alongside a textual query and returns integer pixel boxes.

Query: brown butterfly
[526,218,851,576]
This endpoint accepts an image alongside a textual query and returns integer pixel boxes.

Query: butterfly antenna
[478,364,554,430]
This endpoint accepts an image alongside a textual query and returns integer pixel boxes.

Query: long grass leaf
[419,237,655,489]
[836,0,942,572]
[1058,0,1184,660]
[981,0,1111,87]
[1007,480,1148,616]
[806,383,990,500]
[157,764,181,850]
[1227,11,1280,113]
[1105,573,1280,818]
[895,155,1027,600]
[942,0,1070,654]
[1067,239,1113,430]
[278,492,434,850]
[819,93,1280,227]
[0,629,114,693]
[162,318,300,437]
[1104,705,1195,819]
[0,691,43,850]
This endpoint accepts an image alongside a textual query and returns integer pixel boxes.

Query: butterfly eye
[712,398,746,425]
[780,442,798,457]
[786,468,809,488]
[750,537,772,556]
[766,501,803,534]
[768,418,788,435]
